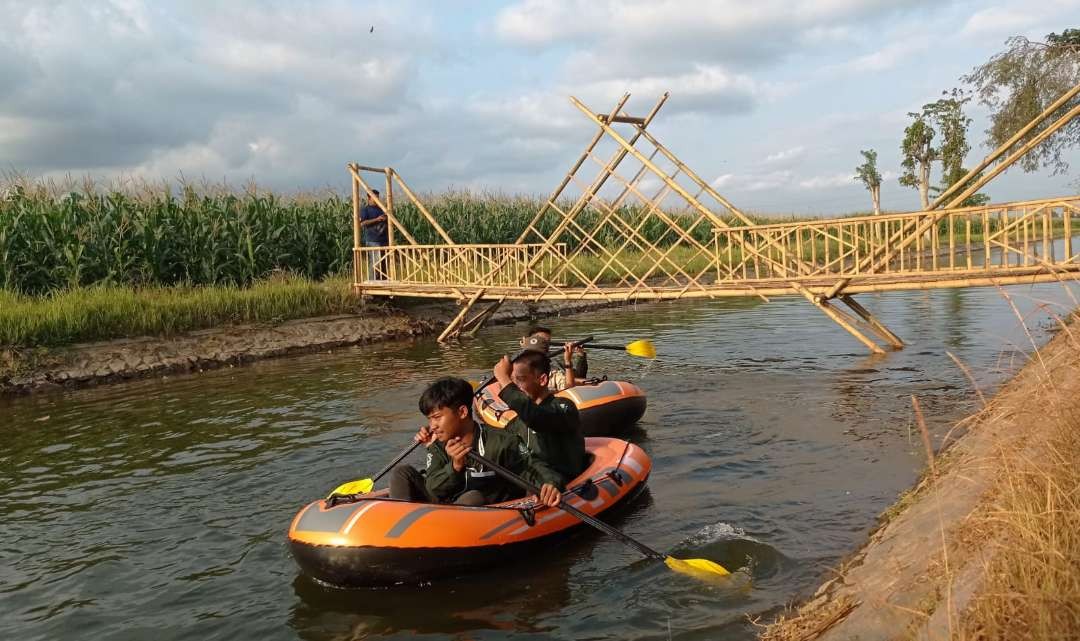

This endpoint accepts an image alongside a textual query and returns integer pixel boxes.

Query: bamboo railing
[714,196,1080,284]
[355,243,568,288]
[353,196,1080,299]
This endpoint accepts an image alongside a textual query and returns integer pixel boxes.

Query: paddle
[472,336,596,395]
[466,450,730,580]
[563,340,657,359]
[326,440,423,498]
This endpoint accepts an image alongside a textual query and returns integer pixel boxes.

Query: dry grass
[957,393,1080,638]
[758,594,859,641]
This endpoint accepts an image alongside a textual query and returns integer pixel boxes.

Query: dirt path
[0,298,638,396]
[761,318,1080,640]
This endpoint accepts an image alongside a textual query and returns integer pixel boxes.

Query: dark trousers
[388,465,487,506]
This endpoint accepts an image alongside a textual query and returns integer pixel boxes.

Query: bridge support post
[839,295,904,349]
[461,297,506,338]
[792,284,887,354]
[437,289,486,343]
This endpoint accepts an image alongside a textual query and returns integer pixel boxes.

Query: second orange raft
[475,379,647,436]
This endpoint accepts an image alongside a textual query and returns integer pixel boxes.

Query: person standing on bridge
[359,189,389,280]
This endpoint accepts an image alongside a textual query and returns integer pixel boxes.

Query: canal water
[2,282,1077,641]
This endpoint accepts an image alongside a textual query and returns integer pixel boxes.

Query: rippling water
[2,283,1077,640]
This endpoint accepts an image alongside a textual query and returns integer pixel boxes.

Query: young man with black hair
[493,351,587,486]
[359,190,389,280]
[519,325,588,390]
[389,377,562,507]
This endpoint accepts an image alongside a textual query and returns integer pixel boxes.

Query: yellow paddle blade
[326,478,373,499]
[665,556,730,578]
[625,340,657,359]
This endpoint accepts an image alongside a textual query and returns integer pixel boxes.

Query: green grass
[0,275,362,347]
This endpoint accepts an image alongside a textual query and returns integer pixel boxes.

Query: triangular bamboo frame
[349,88,1080,351]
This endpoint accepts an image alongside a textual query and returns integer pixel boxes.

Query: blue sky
[2,0,1079,214]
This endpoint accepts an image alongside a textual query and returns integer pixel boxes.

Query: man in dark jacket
[389,377,562,506]
[493,350,587,486]
[359,190,389,280]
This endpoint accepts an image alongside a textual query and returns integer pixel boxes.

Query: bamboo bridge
[347,87,1080,354]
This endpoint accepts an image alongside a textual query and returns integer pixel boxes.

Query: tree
[963,29,1080,175]
[900,92,988,209]
[899,110,936,209]
[854,149,882,214]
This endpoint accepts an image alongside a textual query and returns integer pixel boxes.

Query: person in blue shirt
[359,190,389,280]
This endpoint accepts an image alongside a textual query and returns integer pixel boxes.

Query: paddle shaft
[371,440,423,483]
[473,336,594,395]
[466,451,665,562]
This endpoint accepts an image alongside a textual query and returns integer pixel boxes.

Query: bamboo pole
[517,94,670,283]
[840,295,904,348]
[513,93,636,244]
[944,102,1080,210]
[342,263,1080,301]
[385,168,396,280]
[930,82,1080,209]
[349,165,418,244]
[791,283,885,354]
[569,96,800,279]
[351,169,361,289]
[1067,207,1074,261]
[437,289,486,343]
[817,96,1080,300]
[392,171,455,245]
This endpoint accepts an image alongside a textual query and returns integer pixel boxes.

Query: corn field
[0,179,745,296]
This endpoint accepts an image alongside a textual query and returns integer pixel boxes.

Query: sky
[2,0,1080,214]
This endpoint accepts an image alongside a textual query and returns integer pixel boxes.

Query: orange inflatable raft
[288,437,651,587]
[475,379,647,436]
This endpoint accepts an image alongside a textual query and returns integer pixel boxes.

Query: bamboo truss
[349,86,1080,351]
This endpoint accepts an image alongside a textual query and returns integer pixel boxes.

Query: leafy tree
[854,149,882,214]
[963,29,1080,174]
[899,110,937,209]
[900,92,988,209]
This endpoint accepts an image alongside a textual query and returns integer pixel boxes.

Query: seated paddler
[389,376,561,507]
[520,325,588,390]
[493,350,588,487]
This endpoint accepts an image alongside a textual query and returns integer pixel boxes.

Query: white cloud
[709,170,796,192]
[839,36,931,73]
[495,0,938,62]
[3,0,1079,217]
[764,146,806,164]
[798,173,856,189]
[960,7,1037,38]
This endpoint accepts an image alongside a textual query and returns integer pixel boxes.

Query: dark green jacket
[499,383,586,486]
[424,421,561,503]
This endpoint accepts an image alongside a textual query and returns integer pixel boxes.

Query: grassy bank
[760,303,1080,641]
[958,323,1080,639]
[0,275,362,347]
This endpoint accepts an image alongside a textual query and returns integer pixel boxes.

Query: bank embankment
[0,295,639,395]
[761,313,1080,641]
